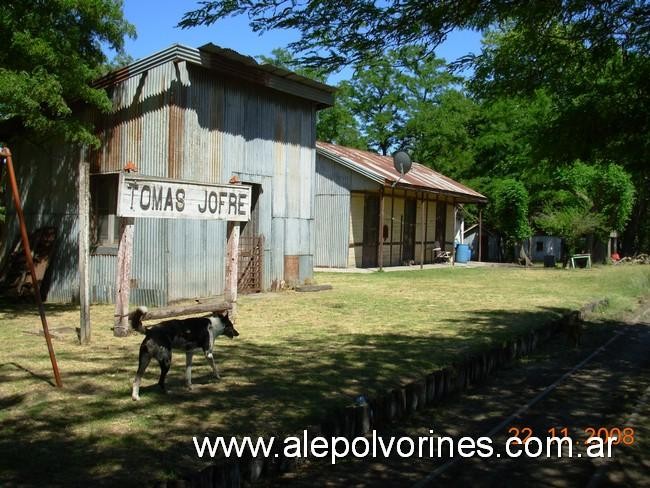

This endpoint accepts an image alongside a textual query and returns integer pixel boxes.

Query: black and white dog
[129,306,239,401]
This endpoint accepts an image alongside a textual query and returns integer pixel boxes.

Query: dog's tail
[129,306,148,334]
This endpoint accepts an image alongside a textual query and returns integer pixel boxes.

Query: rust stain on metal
[284,255,300,285]
[167,71,185,179]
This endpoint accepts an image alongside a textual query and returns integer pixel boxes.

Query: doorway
[435,201,447,248]
[238,183,263,293]
[362,194,379,267]
[402,198,417,263]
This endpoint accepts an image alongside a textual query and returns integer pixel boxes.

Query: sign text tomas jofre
[116,174,251,221]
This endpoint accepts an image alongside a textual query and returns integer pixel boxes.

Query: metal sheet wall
[131,218,168,306]
[314,195,350,267]
[314,154,376,268]
[0,60,318,305]
[1,142,80,302]
[86,60,317,303]
[315,154,377,194]
[90,254,116,303]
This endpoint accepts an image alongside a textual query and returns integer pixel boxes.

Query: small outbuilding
[464,224,500,262]
[314,142,487,268]
[1,44,335,305]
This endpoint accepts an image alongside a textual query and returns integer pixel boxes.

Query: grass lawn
[0,265,648,486]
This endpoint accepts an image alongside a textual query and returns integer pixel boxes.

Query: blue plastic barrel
[455,243,471,263]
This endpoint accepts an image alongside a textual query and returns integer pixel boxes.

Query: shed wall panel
[2,143,80,302]
[315,155,377,195]
[314,195,350,268]
[131,218,167,306]
[166,219,226,302]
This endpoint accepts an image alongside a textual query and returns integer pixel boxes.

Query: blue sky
[111,0,483,81]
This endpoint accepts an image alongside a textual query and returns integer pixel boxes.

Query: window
[90,174,120,252]
[536,241,544,252]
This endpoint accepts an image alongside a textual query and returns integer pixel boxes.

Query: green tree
[347,52,407,155]
[535,161,635,261]
[471,23,649,252]
[407,90,478,180]
[316,81,367,149]
[343,47,458,155]
[179,1,650,71]
[488,178,532,260]
[557,161,635,235]
[0,0,136,147]
[257,47,328,82]
[536,207,604,262]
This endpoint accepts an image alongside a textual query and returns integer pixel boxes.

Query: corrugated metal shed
[3,43,333,304]
[316,142,487,203]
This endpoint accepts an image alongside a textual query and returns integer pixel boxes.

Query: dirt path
[267,303,650,487]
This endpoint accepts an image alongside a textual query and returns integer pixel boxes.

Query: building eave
[93,43,335,109]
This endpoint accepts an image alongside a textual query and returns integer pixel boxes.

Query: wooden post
[378,187,384,270]
[420,193,426,269]
[225,174,242,315]
[78,155,91,344]
[225,220,240,315]
[113,216,134,337]
[1,146,62,387]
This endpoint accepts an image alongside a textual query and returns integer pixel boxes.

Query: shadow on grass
[268,319,650,488]
[0,296,80,320]
[0,362,56,387]
[0,305,617,487]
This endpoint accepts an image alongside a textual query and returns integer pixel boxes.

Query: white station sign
[116,174,251,221]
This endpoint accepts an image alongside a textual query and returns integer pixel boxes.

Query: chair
[432,241,452,263]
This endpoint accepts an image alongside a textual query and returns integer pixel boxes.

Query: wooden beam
[135,301,232,321]
[78,156,91,344]
[113,216,134,337]
[378,186,384,270]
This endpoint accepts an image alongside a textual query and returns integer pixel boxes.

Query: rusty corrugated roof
[316,142,487,203]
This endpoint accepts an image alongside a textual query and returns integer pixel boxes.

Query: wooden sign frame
[116,173,251,221]
[113,173,248,336]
